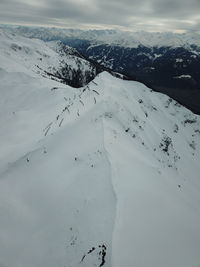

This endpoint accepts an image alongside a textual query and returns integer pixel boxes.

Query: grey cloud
[40,0,91,19]
[0,0,200,32]
[150,0,200,18]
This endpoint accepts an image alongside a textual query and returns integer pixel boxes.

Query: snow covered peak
[0,30,200,267]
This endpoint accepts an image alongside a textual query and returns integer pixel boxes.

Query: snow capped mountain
[2,25,200,114]
[0,29,200,267]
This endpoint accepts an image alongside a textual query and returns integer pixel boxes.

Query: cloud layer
[0,0,200,32]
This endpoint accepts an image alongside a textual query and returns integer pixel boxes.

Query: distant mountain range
[3,25,200,47]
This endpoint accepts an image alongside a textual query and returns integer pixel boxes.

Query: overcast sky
[0,0,200,32]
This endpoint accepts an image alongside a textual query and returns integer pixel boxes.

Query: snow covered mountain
[0,29,103,88]
[2,25,200,114]
[1,29,200,267]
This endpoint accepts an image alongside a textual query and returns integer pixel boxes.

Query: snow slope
[1,33,200,267]
[0,29,97,86]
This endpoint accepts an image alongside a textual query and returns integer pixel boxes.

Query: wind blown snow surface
[0,32,200,267]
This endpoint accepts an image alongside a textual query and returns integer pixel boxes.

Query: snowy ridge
[0,32,200,267]
[0,69,200,267]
